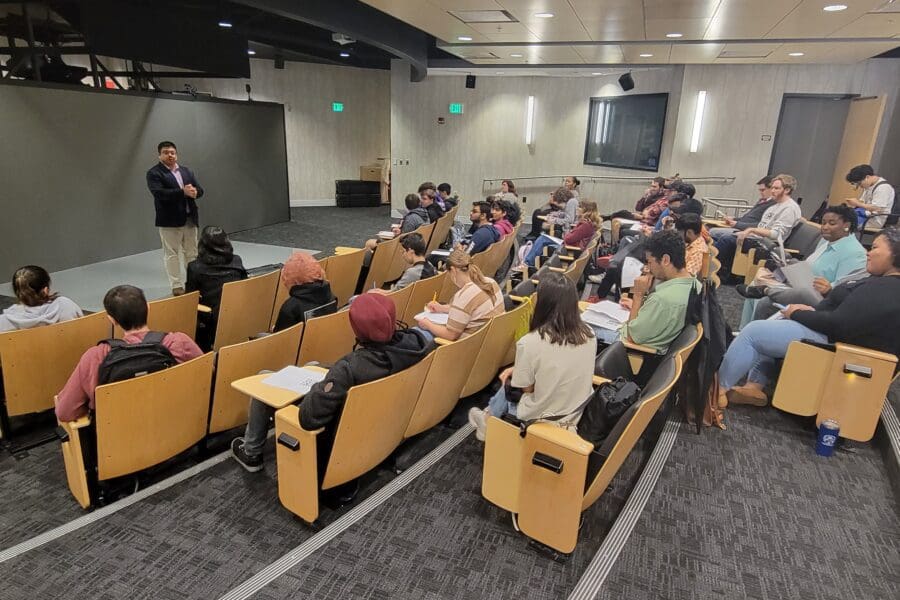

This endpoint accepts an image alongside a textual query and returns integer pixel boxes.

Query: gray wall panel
[0,82,289,276]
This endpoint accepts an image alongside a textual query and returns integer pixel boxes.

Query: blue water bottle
[816,420,840,457]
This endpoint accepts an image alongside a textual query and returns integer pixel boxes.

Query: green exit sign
[332,102,344,112]
[449,103,464,114]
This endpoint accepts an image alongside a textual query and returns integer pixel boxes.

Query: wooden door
[828,96,886,205]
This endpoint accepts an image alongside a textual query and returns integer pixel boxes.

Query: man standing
[147,141,204,296]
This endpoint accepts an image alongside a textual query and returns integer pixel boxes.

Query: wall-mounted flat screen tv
[583,93,668,172]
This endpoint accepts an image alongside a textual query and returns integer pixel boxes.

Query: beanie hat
[349,293,396,343]
[281,252,324,288]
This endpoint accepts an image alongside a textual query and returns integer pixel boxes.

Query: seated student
[653,183,698,232]
[375,233,435,292]
[635,177,667,212]
[437,182,459,209]
[0,265,83,332]
[420,187,445,223]
[715,173,801,278]
[674,213,709,277]
[738,204,867,320]
[491,198,515,237]
[526,187,572,241]
[394,193,431,234]
[416,248,504,341]
[616,230,700,352]
[186,226,248,350]
[55,285,203,422]
[231,293,435,472]
[719,228,900,407]
[273,252,337,331]
[467,272,595,440]
[709,177,774,241]
[524,199,600,267]
[467,200,501,255]
[844,164,895,229]
[494,179,518,204]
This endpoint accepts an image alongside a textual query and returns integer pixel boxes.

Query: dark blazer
[146,162,204,227]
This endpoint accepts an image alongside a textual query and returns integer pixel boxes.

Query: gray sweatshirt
[0,296,84,332]
[756,198,801,240]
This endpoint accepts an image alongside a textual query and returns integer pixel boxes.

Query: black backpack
[97,332,177,385]
[576,378,642,446]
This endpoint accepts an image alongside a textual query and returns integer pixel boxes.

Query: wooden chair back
[363,235,403,291]
[94,352,215,480]
[322,249,365,308]
[772,341,832,416]
[400,272,446,325]
[296,309,356,366]
[563,249,592,286]
[0,312,112,421]
[381,283,415,321]
[437,270,459,303]
[387,223,437,284]
[459,300,529,398]
[213,270,280,350]
[209,322,304,434]
[269,280,291,331]
[321,353,434,489]
[114,291,199,339]
[426,211,454,255]
[404,325,489,438]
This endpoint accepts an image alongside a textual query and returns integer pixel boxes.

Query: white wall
[175,60,390,205]
[391,61,687,214]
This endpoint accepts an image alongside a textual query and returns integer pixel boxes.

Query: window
[583,93,668,172]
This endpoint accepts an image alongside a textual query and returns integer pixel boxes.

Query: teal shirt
[620,277,699,352]
[808,236,867,282]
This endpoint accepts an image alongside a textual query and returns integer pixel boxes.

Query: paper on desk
[415,310,449,325]
[778,260,823,302]
[540,233,564,245]
[377,231,396,240]
[621,257,644,289]
[581,310,624,332]
[430,249,451,257]
[584,299,630,323]
[262,366,327,396]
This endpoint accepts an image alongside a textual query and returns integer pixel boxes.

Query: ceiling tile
[572,45,626,62]
[712,0,801,17]
[719,43,782,58]
[830,13,900,38]
[704,15,782,39]
[530,29,592,41]
[568,0,644,21]
[620,44,673,62]
[765,0,874,38]
[484,32,543,43]
[645,18,711,39]
[669,43,726,62]
[640,0,723,19]
[467,21,532,35]
[430,0,504,9]
[580,18,646,41]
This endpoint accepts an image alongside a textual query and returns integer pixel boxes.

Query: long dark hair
[198,226,235,265]
[12,265,57,307]
[531,272,592,346]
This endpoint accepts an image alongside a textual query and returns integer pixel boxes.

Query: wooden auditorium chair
[457,300,532,398]
[296,308,356,366]
[211,270,280,350]
[400,272,446,326]
[56,353,215,508]
[362,235,404,291]
[114,291,199,340]
[321,248,366,308]
[772,340,898,442]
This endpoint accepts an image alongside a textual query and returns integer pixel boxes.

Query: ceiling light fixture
[247,49,256,55]
[690,91,707,153]
[496,71,504,74]
[218,20,232,28]
[666,33,683,38]
[639,53,653,58]
[457,36,473,41]
[340,52,350,58]
[591,72,604,75]
[823,4,848,11]
[788,52,805,56]
[525,95,536,146]
[535,12,554,18]
[510,53,523,57]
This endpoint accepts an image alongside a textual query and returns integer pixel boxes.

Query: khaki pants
[159,225,198,289]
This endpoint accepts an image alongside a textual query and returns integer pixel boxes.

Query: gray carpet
[231,206,392,258]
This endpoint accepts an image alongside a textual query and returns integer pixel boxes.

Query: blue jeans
[487,386,518,418]
[524,236,559,267]
[714,232,738,276]
[718,319,827,390]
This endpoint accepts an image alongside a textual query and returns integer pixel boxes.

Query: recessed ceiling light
[788,52,805,56]
[823,4,848,11]
[534,12,554,18]
[218,20,232,28]
[457,36,473,41]
[510,53,523,58]
[247,49,256,55]
[591,72,604,75]
[496,71,504,74]
[340,52,350,58]
[639,53,653,58]
[666,32,683,38]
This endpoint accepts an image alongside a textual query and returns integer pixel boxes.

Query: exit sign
[449,103,464,114]
[332,102,344,112]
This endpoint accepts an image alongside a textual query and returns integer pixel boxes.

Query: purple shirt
[165,163,190,214]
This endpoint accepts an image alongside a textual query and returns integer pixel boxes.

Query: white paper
[377,231,396,240]
[262,366,327,396]
[540,233,564,245]
[581,310,624,331]
[584,299,630,323]
[414,310,449,325]
[430,249,451,257]
[779,260,823,302]
[621,256,644,289]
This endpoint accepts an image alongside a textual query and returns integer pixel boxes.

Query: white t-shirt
[863,178,895,228]
[510,329,596,423]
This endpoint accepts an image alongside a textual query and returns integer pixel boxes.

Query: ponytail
[448,248,499,302]
[12,265,56,307]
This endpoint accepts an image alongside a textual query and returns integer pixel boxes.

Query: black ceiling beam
[233,0,429,81]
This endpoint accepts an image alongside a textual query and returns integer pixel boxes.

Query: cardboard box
[360,165,382,181]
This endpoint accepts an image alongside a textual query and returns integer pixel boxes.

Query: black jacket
[185,255,247,316]
[147,162,204,227]
[300,328,435,430]
[274,280,336,332]
[424,202,445,224]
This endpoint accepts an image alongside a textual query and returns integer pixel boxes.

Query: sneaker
[231,437,264,472]
[736,284,766,299]
[588,273,605,284]
[468,407,488,441]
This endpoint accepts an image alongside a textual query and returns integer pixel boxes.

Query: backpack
[97,332,177,385]
[572,377,642,446]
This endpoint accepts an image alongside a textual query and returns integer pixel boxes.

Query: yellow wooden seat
[459,300,531,398]
[213,270,280,350]
[426,209,456,255]
[380,283,415,321]
[322,248,366,308]
[57,352,215,508]
[208,322,304,434]
[115,291,199,339]
[482,355,682,553]
[437,269,459,303]
[0,312,112,435]
[296,309,356,366]
[386,222,437,285]
[404,324,489,438]
[400,272,446,326]
[274,354,434,522]
[772,341,897,441]
[362,235,403,291]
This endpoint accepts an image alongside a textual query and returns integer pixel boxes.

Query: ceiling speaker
[274,54,285,69]
[465,75,476,89]
[618,72,634,92]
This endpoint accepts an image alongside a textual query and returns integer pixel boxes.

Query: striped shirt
[447,280,504,338]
